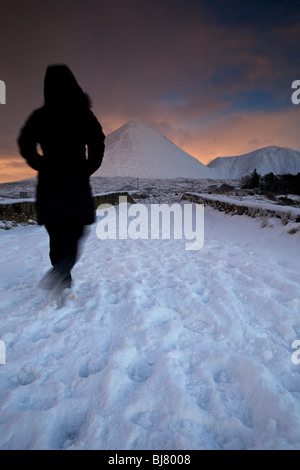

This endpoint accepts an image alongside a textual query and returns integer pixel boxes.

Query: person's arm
[17,111,44,171]
[85,110,105,176]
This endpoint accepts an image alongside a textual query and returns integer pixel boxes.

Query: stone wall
[0,192,135,228]
[180,192,300,225]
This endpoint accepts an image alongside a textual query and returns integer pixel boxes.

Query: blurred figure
[18,65,105,295]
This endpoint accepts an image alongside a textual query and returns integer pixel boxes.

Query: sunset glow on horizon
[1,104,300,184]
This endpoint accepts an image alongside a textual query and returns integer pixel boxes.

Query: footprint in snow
[126,359,153,383]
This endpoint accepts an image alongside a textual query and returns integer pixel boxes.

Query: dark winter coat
[17,67,105,226]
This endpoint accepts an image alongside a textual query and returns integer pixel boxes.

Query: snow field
[0,205,299,450]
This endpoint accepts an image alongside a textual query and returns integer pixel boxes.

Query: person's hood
[44,64,91,109]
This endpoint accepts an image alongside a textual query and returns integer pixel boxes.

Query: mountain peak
[94,121,218,179]
[208,146,300,179]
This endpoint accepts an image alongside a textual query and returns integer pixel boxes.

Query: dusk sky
[0,0,300,183]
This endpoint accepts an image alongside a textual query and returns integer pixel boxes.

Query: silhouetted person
[18,65,105,295]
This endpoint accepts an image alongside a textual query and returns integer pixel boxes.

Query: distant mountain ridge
[207,146,300,179]
[3,123,300,185]
[93,121,219,179]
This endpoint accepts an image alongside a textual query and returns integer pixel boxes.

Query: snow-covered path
[0,206,299,450]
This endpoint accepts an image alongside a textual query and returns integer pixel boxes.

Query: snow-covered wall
[181,192,300,231]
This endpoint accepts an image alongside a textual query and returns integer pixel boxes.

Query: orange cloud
[174,107,300,164]
[0,151,36,184]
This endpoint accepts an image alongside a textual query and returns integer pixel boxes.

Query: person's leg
[55,223,84,280]
[41,223,84,289]
[45,223,63,267]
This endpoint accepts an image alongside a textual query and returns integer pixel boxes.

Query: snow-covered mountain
[208,146,300,179]
[94,121,219,179]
